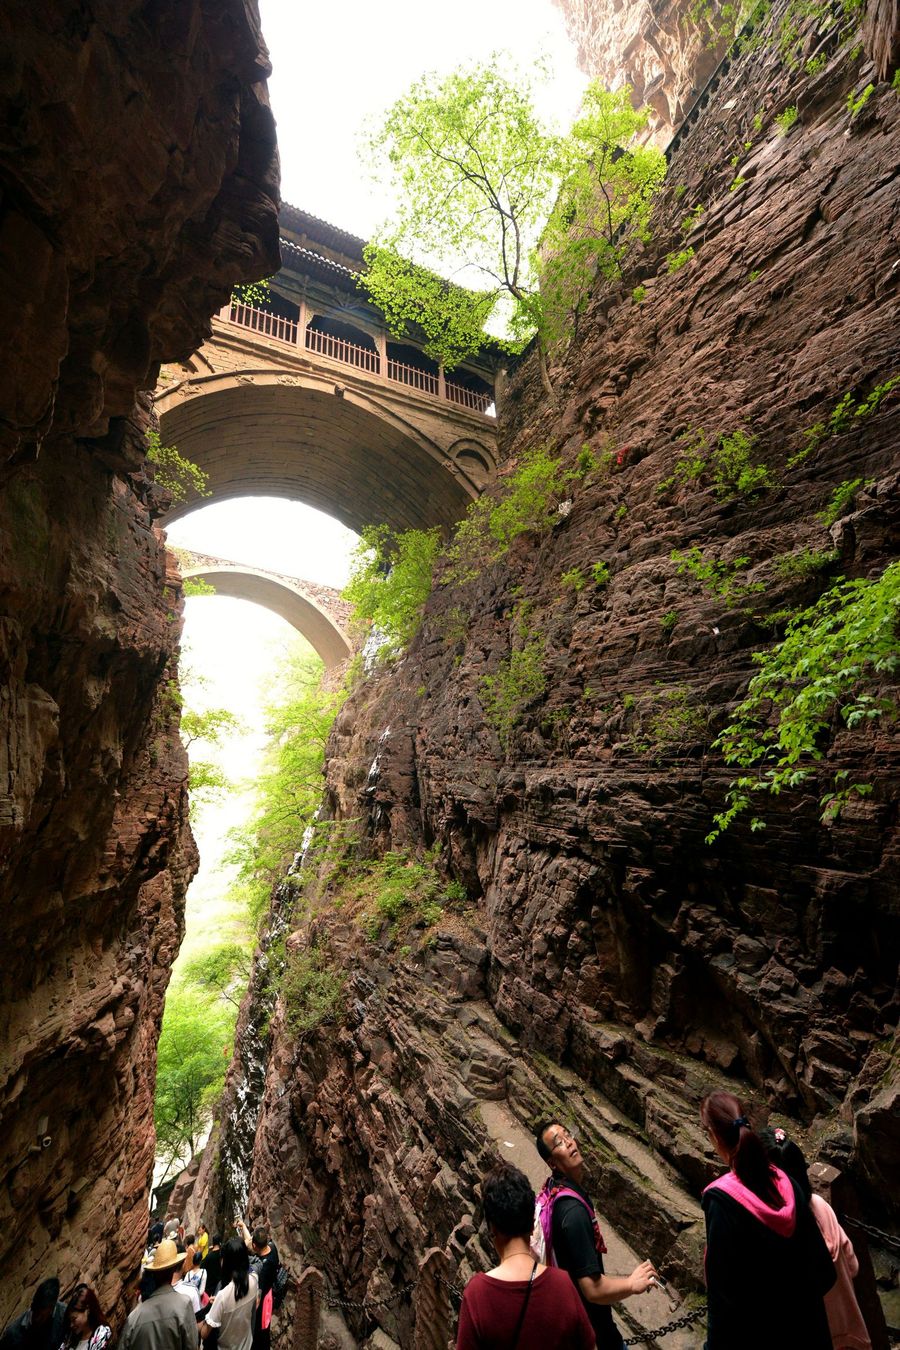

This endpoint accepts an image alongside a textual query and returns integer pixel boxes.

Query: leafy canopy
[363,60,665,366]
[154,985,234,1181]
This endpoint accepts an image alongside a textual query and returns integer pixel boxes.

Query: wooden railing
[305,325,380,373]
[387,358,439,396]
[445,379,493,414]
[229,301,298,345]
[223,303,494,415]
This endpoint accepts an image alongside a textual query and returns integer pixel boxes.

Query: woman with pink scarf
[761,1127,872,1349]
[700,1091,836,1349]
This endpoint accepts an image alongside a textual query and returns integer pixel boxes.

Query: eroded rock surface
[0,0,280,462]
[0,0,279,1326]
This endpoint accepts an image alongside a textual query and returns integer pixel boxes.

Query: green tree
[537,85,666,346]
[225,644,344,916]
[182,942,252,1010]
[343,525,441,658]
[180,704,243,805]
[154,986,234,1181]
[363,61,664,393]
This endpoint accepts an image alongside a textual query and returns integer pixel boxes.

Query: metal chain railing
[842,1215,900,1254]
[621,1305,707,1345]
[317,1260,709,1343]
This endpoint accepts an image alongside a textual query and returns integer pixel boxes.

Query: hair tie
[732,1116,750,1130]
[774,1127,786,1143]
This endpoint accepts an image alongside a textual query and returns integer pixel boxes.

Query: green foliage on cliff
[362,59,665,380]
[344,525,442,659]
[481,603,547,751]
[447,443,573,583]
[344,445,575,650]
[708,560,900,839]
[282,945,345,1036]
[687,0,866,69]
[146,430,210,503]
[789,375,899,467]
[659,428,775,500]
[818,477,872,527]
[671,546,765,608]
[225,645,344,915]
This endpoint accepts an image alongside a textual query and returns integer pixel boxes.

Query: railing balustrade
[305,325,380,373]
[445,379,493,414]
[229,301,298,346]
[223,302,494,415]
[387,358,439,396]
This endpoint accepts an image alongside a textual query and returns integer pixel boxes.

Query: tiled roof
[279,203,367,258]
[279,237,359,282]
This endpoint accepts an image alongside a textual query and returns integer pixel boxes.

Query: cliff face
[0,0,279,1325]
[552,0,729,143]
[216,13,900,1346]
[0,0,280,463]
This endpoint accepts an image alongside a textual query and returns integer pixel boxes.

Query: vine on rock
[707,561,899,839]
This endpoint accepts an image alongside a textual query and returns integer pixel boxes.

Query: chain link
[323,1287,405,1314]
[621,1305,707,1345]
[842,1216,900,1254]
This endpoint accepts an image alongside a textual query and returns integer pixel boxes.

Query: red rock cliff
[212,9,898,1346]
[0,0,279,1325]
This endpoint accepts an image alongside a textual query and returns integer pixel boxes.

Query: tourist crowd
[2,1095,877,1350]
[2,1218,281,1350]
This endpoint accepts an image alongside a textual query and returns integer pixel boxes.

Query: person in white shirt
[200,1239,258,1350]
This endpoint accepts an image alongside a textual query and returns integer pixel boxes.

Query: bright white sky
[168,1,584,930]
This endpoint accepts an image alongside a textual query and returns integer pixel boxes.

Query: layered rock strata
[0,0,279,1326]
[203,10,898,1349]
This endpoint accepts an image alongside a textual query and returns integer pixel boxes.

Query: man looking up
[535,1121,657,1350]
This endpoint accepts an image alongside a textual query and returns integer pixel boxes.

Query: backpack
[272,1263,289,1310]
[531,1176,608,1266]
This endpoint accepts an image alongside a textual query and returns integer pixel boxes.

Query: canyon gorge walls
[198,4,898,1345]
[0,0,279,1324]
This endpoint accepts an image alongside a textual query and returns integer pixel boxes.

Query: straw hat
[144,1239,184,1272]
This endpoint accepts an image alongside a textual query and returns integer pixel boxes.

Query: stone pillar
[376,330,388,379]
[414,1247,455,1350]
[808,1162,890,1350]
[291,1265,324,1350]
[438,364,447,402]
[297,298,308,350]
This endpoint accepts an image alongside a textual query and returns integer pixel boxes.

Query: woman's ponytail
[701,1091,781,1207]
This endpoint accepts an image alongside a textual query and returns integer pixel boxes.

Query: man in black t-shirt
[535,1121,657,1350]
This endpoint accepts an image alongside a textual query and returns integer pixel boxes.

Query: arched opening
[181,562,352,669]
[157,377,476,533]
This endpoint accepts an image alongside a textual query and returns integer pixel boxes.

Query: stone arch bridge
[155,207,502,535]
[179,549,353,669]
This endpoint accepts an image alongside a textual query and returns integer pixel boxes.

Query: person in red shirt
[457,1163,596,1350]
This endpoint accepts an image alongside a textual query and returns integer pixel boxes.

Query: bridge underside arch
[158,378,477,534]
[185,566,352,669]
